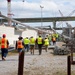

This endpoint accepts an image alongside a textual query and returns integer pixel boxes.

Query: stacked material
[53,46,70,55]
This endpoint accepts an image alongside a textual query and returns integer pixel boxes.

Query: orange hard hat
[2,34,6,37]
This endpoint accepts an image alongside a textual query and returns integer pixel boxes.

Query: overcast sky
[0,0,75,28]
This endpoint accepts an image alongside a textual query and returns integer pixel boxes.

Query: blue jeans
[1,48,8,58]
[24,44,29,51]
[17,48,23,52]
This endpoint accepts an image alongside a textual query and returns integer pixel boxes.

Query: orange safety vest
[17,40,23,48]
[52,37,56,41]
[1,38,8,48]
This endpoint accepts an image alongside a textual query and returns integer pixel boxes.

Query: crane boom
[58,10,72,38]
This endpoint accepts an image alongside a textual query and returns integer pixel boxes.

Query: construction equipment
[57,10,75,27]
[58,10,75,37]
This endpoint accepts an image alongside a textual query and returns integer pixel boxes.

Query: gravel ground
[0,42,75,75]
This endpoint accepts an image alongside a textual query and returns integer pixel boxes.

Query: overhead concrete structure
[0,13,73,38]
[1,16,75,23]
[0,13,56,34]
[1,13,75,29]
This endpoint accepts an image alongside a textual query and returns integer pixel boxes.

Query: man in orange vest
[15,36,24,55]
[52,36,56,45]
[0,34,9,60]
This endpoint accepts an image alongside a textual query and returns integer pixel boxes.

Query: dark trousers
[1,48,8,59]
[24,44,29,52]
[38,44,42,55]
[53,41,56,45]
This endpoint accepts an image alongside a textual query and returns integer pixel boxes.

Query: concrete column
[7,0,12,26]
[53,21,56,29]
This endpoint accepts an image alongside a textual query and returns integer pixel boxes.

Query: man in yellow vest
[0,34,9,60]
[44,37,49,52]
[36,35,44,55]
[30,36,35,55]
[23,37,30,52]
[55,33,59,41]
[47,34,52,45]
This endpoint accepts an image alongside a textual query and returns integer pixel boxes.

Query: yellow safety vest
[56,33,59,38]
[30,38,35,45]
[37,37,42,44]
[44,39,49,45]
[24,38,30,44]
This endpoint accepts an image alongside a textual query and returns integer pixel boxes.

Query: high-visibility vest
[30,38,35,45]
[0,38,1,48]
[37,37,42,44]
[56,33,59,38]
[44,39,49,45]
[52,37,56,41]
[24,38,30,44]
[48,35,52,41]
[17,40,23,48]
[1,38,8,48]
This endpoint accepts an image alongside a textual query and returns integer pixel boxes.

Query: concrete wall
[0,26,37,46]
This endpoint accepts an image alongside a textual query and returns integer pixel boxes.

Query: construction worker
[47,34,52,45]
[0,37,1,48]
[23,37,30,52]
[36,35,44,55]
[15,36,24,55]
[0,34,9,60]
[44,37,49,52]
[52,36,56,45]
[55,33,59,41]
[30,36,35,55]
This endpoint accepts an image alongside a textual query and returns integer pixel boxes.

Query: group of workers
[0,33,59,61]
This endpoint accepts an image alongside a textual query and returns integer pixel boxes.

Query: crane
[58,10,75,37]
[57,10,75,27]
[58,10,74,27]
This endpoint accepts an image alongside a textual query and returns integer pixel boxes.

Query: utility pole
[40,5,44,28]
[7,0,12,26]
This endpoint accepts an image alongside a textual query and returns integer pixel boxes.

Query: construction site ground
[0,42,75,75]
